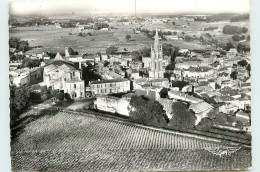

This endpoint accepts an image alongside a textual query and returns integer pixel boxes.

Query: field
[9,19,250,57]
[11,110,251,171]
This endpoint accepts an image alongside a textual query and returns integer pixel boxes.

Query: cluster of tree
[163,44,180,70]
[246,64,251,76]
[237,43,250,53]
[204,26,218,31]
[129,95,168,127]
[118,18,129,22]
[82,62,102,86]
[130,47,151,61]
[232,34,246,42]
[172,81,189,91]
[129,95,197,130]
[93,23,109,30]
[17,58,41,69]
[230,14,250,22]
[205,13,239,22]
[78,32,93,37]
[67,47,79,55]
[223,25,248,34]
[168,102,196,130]
[238,59,248,67]
[9,38,30,52]
[10,85,30,125]
[9,17,54,27]
[125,34,131,40]
[106,45,119,55]
[140,29,172,39]
[60,22,76,28]
[9,54,25,62]
[230,70,238,80]
[69,18,95,25]
[220,42,235,51]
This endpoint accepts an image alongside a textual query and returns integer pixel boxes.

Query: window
[73,72,75,76]
[74,84,76,88]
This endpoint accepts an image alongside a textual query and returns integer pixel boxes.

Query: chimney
[65,47,70,57]
[77,57,82,70]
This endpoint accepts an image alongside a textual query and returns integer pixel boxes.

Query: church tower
[149,29,165,79]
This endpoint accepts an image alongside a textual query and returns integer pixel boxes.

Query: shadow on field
[10,108,60,145]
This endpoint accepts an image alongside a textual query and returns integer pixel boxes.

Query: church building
[43,53,85,99]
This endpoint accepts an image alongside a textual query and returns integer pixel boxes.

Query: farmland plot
[11,111,251,171]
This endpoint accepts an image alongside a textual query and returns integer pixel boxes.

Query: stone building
[90,78,130,95]
[43,54,85,99]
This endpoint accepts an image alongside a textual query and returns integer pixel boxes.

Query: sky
[9,0,250,15]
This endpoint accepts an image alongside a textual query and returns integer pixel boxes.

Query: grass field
[10,19,250,56]
[11,110,251,171]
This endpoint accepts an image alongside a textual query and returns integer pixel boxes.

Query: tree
[237,43,250,53]
[20,58,41,68]
[159,88,168,98]
[242,27,248,33]
[106,45,119,55]
[232,35,241,42]
[56,92,65,101]
[18,40,30,52]
[240,35,246,40]
[68,47,78,55]
[223,25,243,34]
[129,95,168,127]
[227,115,236,123]
[10,85,30,125]
[225,42,235,51]
[82,65,102,86]
[104,60,109,67]
[125,34,131,41]
[236,120,244,129]
[172,81,189,91]
[9,37,20,49]
[207,108,218,119]
[172,22,175,25]
[196,117,214,131]
[238,60,248,67]
[246,64,251,76]
[168,102,196,130]
[230,71,238,80]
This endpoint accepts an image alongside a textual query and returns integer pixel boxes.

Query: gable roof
[189,101,213,114]
[54,52,64,61]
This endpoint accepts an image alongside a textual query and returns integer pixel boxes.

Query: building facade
[43,55,85,99]
[90,78,130,95]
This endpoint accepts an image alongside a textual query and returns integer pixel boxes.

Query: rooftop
[91,78,129,84]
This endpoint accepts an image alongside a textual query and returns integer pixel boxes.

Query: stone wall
[94,96,130,116]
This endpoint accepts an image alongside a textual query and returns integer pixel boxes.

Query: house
[10,67,43,86]
[168,90,203,104]
[101,53,108,61]
[229,48,238,54]
[165,35,179,40]
[130,69,140,79]
[149,78,170,88]
[90,78,130,95]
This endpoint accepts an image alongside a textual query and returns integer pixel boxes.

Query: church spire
[154,28,159,49]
